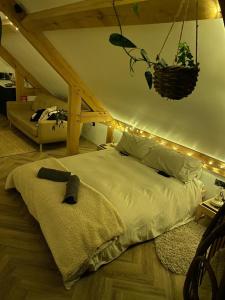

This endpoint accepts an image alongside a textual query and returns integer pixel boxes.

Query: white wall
[44,19,225,161]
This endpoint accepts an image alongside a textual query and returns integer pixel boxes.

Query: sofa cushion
[31,94,68,112]
[9,108,38,137]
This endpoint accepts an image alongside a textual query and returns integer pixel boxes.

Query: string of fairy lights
[2,15,19,31]
[106,119,225,176]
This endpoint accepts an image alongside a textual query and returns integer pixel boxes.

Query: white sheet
[60,149,203,242]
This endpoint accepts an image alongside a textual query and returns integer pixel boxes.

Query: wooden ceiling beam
[0,45,49,94]
[218,0,225,25]
[0,0,110,113]
[22,0,221,32]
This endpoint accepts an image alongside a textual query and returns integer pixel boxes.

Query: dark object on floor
[215,179,225,189]
[37,167,71,182]
[119,151,129,156]
[183,202,225,300]
[63,175,80,204]
[157,170,170,177]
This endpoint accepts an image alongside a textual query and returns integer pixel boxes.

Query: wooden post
[106,126,114,143]
[15,70,24,101]
[219,0,225,25]
[67,85,81,155]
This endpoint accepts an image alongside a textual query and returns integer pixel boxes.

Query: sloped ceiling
[18,0,81,13]
[1,1,225,161]
[2,27,68,98]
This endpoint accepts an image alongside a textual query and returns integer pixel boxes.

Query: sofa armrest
[38,120,67,143]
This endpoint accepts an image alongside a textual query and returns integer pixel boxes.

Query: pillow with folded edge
[116,132,157,160]
[38,106,57,121]
[142,145,203,183]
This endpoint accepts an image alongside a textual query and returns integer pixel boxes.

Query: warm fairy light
[109,120,225,176]
[213,167,218,173]
[15,27,19,31]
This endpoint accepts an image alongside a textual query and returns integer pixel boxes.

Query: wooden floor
[0,116,185,300]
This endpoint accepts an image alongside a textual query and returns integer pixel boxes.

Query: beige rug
[155,221,205,275]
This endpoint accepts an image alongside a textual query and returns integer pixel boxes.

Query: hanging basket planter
[153,64,200,100]
[109,0,200,101]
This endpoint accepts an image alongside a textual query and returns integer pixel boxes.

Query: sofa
[7,93,68,151]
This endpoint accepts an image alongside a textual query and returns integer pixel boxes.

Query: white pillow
[116,132,156,160]
[39,106,57,121]
[142,145,202,183]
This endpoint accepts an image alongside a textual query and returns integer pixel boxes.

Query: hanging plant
[109,0,200,100]
[51,109,68,131]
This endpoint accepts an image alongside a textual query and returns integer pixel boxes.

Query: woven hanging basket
[153,64,200,100]
[153,64,200,101]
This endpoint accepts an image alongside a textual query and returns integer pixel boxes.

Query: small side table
[196,198,219,220]
[97,143,115,151]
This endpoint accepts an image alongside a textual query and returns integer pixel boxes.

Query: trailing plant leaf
[129,57,137,73]
[176,42,195,67]
[145,71,153,89]
[132,3,140,16]
[156,57,168,68]
[109,33,137,48]
[140,49,151,65]
[51,109,68,131]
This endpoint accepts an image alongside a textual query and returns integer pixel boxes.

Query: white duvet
[61,149,203,240]
[5,148,203,287]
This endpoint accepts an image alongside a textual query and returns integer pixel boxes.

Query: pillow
[30,109,45,122]
[116,132,156,160]
[142,145,202,183]
[38,106,57,121]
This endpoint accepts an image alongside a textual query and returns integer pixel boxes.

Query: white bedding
[61,149,203,239]
[5,148,203,287]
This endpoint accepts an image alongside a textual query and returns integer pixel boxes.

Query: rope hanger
[158,0,199,65]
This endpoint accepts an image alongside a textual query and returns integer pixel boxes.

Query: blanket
[5,157,125,288]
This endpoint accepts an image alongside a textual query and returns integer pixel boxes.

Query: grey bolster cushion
[37,167,80,205]
[63,175,80,204]
[37,167,71,182]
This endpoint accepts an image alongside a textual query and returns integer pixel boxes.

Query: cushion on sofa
[31,94,68,112]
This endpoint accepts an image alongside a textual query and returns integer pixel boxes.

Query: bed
[5,146,203,289]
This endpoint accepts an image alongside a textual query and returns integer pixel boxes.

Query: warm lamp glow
[107,119,225,177]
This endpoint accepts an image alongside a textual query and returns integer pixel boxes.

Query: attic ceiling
[21,0,221,31]
[0,0,225,160]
